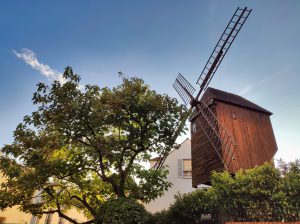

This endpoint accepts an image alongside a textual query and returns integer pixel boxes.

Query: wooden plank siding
[216,101,277,170]
[191,115,224,187]
[191,87,278,187]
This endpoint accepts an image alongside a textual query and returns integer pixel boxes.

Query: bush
[278,159,300,221]
[167,189,219,224]
[211,161,300,222]
[150,210,170,224]
[99,198,151,224]
[151,160,300,223]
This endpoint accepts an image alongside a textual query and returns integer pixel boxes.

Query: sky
[0,0,299,162]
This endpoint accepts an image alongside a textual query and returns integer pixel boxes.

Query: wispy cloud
[239,77,268,95]
[239,85,253,95]
[13,48,65,83]
[239,66,292,96]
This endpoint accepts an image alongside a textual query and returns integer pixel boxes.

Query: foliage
[0,67,188,223]
[167,189,218,224]
[211,161,300,222]
[278,159,300,220]
[99,198,151,224]
[150,209,170,224]
[151,160,300,223]
[150,189,218,224]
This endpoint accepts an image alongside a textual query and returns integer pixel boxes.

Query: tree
[100,198,151,224]
[145,160,299,224]
[278,159,300,221]
[167,189,219,224]
[0,67,188,223]
[211,161,298,222]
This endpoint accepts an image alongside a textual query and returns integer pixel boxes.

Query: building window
[178,159,192,177]
[183,159,192,176]
[232,112,237,119]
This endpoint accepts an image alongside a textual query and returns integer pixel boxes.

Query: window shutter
[178,159,183,176]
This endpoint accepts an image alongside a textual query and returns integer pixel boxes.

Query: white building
[145,138,195,213]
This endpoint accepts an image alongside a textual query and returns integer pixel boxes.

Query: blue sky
[0,0,299,162]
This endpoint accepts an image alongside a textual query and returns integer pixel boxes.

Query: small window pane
[183,159,192,176]
[232,113,237,119]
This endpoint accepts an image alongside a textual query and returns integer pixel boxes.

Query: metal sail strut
[195,7,252,100]
[173,73,195,105]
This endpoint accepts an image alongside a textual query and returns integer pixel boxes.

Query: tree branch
[33,209,59,215]
[42,188,83,224]
[82,118,96,137]
[56,199,79,224]
[76,138,91,147]
[97,149,121,196]
[70,195,96,217]
[81,220,95,224]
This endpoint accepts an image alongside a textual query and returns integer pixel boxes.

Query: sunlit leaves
[0,67,188,222]
[212,161,300,221]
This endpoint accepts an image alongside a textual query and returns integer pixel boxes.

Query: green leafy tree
[211,162,294,222]
[0,67,188,223]
[278,159,300,220]
[167,189,219,224]
[99,198,151,224]
[149,160,299,224]
[150,209,170,224]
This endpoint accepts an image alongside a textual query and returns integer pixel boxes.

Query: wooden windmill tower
[173,7,277,187]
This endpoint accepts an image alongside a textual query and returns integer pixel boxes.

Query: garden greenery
[152,160,300,223]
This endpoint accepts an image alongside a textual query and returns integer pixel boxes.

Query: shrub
[211,161,298,222]
[167,188,219,224]
[150,160,300,223]
[99,198,151,224]
[278,159,300,221]
[150,210,170,224]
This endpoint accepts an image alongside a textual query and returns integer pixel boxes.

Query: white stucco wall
[144,138,195,213]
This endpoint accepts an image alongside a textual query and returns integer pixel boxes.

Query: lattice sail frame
[173,73,196,106]
[196,7,252,100]
[171,7,252,172]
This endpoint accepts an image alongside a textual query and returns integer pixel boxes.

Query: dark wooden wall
[215,101,277,170]
[191,100,277,187]
[191,116,224,187]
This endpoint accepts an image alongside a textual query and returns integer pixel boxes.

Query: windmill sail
[196,7,252,100]
[172,7,252,185]
[173,73,195,105]
[192,101,239,171]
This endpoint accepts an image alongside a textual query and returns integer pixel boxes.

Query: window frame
[178,159,192,178]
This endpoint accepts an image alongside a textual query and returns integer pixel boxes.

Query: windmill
[172,7,277,187]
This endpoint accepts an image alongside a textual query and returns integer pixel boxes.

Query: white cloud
[239,65,292,96]
[239,85,253,95]
[239,76,272,95]
[13,48,66,83]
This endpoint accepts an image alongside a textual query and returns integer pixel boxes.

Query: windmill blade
[195,7,252,100]
[195,100,240,172]
[155,105,194,171]
[153,155,167,171]
[173,73,196,106]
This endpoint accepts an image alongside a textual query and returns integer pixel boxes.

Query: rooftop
[201,87,272,115]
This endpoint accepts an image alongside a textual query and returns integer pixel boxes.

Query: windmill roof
[201,87,272,115]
